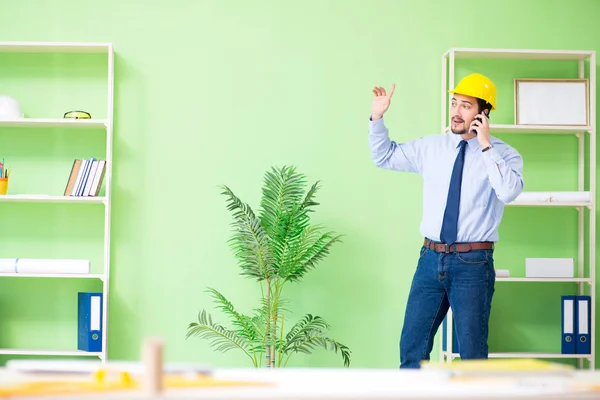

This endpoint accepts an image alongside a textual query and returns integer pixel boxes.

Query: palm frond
[283,314,330,347]
[284,231,342,282]
[259,166,307,236]
[206,288,263,344]
[259,292,291,318]
[278,225,321,281]
[245,299,276,350]
[258,166,310,280]
[281,314,351,367]
[247,310,267,367]
[253,166,339,283]
[248,314,267,343]
[270,204,310,279]
[221,185,275,280]
[186,310,256,364]
[301,181,321,211]
[313,337,352,368]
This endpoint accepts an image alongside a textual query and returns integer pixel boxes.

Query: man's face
[450,94,479,135]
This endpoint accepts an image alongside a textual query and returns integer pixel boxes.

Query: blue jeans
[399,244,495,368]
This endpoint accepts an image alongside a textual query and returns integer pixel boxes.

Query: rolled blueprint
[513,192,551,203]
[512,191,590,204]
[0,258,90,274]
[547,191,590,202]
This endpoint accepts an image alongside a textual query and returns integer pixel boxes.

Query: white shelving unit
[0,195,107,204]
[0,119,108,129]
[0,42,114,362]
[439,48,596,369]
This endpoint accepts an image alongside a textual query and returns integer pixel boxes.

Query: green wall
[0,0,599,368]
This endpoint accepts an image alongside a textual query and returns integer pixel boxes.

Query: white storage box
[525,258,574,278]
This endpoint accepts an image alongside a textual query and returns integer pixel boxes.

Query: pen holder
[0,177,8,195]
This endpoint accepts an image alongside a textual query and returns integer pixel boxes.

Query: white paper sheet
[517,80,588,125]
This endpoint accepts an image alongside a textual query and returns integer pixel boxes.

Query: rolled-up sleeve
[483,145,524,203]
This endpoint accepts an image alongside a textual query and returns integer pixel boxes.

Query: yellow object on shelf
[0,177,7,195]
[0,369,272,397]
[422,358,575,377]
[164,374,272,388]
[0,378,135,397]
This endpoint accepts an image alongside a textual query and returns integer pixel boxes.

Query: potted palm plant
[187,165,350,368]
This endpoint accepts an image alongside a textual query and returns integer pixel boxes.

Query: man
[368,73,524,368]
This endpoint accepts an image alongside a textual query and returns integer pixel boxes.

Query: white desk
[1,367,600,400]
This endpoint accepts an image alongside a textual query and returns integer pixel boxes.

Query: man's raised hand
[371,83,395,120]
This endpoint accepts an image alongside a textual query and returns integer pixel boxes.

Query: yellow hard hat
[449,73,497,111]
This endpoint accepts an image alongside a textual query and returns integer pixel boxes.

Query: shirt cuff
[369,117,386,133]
[483,146,503,164]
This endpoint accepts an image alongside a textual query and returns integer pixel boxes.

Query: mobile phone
[471,110,489,134]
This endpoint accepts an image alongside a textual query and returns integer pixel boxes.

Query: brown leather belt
[424,238,494,253]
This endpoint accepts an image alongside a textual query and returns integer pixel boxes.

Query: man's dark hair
[476,98,492,119]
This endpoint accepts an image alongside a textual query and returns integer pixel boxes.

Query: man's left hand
[471,113,492,149]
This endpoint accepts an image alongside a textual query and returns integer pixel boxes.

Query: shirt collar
[451,134,480,151]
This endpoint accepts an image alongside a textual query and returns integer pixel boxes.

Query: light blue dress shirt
[369,118,524,243]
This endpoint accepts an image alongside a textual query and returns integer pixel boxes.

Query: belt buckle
[444,244,450,253]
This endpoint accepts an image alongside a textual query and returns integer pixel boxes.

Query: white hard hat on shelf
[0,96,23,119]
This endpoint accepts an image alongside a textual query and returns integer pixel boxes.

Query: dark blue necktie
[440,140,467,245]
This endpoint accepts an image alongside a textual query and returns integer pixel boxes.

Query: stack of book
[64,158,106,197]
